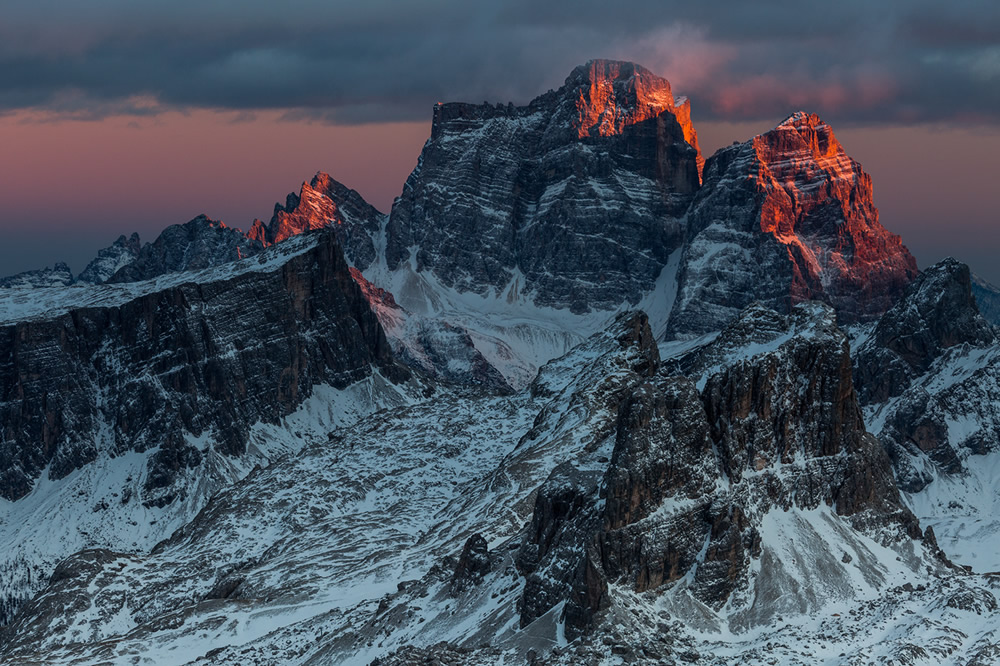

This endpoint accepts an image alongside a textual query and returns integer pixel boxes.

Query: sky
[1,0,999,282]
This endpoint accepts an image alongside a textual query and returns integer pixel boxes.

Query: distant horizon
[3,110,998,286]
[3,1,999,284]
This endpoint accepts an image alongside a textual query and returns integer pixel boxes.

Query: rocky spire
[247,171,385,270]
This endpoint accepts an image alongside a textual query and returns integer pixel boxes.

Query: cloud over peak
[1,0,998,126]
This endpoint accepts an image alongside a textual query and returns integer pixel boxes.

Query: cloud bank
[1,0,998,125]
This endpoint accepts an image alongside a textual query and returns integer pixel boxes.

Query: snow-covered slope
[0,374,411,628]
[0,262,74,289]
[0,312,657,663]
[0,227,410,625]
[854,259,1000,572]
[360,242,682,389]
[4,307,984,666]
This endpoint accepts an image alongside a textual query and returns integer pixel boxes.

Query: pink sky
[2,110,999,283]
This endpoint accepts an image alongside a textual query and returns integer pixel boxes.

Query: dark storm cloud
[2,0,999,125]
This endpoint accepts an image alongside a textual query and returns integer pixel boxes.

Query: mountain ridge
[3,59,1000,665]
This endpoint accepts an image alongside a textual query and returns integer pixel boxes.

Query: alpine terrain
[2,60,1000,665]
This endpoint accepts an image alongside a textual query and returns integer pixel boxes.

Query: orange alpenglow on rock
[669,111,918,337]
[247,171,385,270]
[568,59,704,179]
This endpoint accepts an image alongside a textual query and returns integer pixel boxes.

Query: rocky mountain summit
[75,233,141,284]
[104,215,264,283]
[0,261,74,288]
[2,63,920,378]
[668,112,918,337]
[249,172,385,270]
[854,257,995,406]
[384,59,700,313]
[2,60,1000,665]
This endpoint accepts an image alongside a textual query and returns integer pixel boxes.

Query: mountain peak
[761,111,843,159]
[777,110,825,129]
[566,60,666,90]
[855,257,995,405]
[559,59,681,140]
[669,108,917,336]
[187,213,229,230]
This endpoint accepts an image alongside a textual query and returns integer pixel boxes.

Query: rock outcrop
[669,112,918,337]
[106,215,264,283]
[0,228,402,503]
[450,533,492,594]
[854,258,1000,493]
[248,172,385,270]
[76,233,141,284]
[854,258,995,405]
[518,302,922,637]
[384,59,701,313]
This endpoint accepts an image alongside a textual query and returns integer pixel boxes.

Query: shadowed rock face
[971,274,1000,327]
[76,233,142,284]
[854,258,1000,493]
[385,59,701,314]
[106,215,264,284]
[0,229,403,503]
[855,258,996,405]
[517,303,919,638]
[669,112,918,337]
[0,262,74,289]
[703,309,866,479]
[450,533,492,594]
[603,378,716,529]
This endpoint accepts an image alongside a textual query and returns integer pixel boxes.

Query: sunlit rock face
[385,59,702,313]
[669,112,918,338]
[248,172,385,270]
[560,59,704,180]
